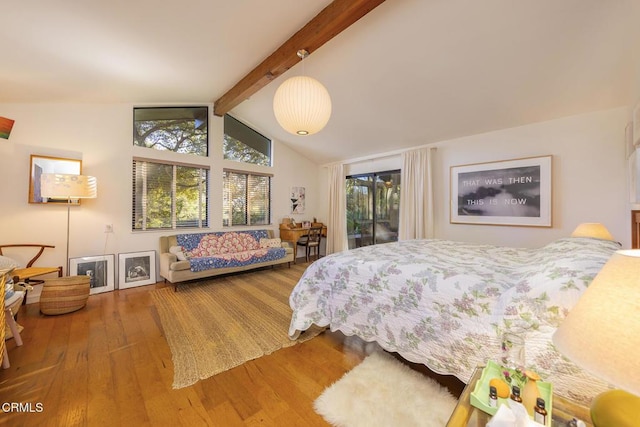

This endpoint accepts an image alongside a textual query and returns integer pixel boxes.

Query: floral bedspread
[289,237,620,403]
[176,230,286,272]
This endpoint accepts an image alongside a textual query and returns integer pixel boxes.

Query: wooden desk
[279,224,327,262]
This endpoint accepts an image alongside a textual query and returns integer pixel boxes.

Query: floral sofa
[159,229,293,289]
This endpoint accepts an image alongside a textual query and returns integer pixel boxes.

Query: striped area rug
[151,268,324,389]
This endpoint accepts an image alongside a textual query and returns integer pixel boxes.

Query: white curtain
[399,147,436,240]
[326,163,348,254]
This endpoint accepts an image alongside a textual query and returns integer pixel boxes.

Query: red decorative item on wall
[0,117,15,139]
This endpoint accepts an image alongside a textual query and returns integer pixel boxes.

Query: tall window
[223,114,271,166]
[134,107,208,156]
[222,115,272,227]
[132,159,209,230]
[223,171,271,227]
[132,106,209,231]
[346,170,401,249]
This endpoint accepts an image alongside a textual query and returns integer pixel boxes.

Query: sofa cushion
[260,238,282,248]
[189,247,287,272]
[170,260,192,271]
[169,245,187,261]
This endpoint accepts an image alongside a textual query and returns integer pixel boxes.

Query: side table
[447,366,593,427]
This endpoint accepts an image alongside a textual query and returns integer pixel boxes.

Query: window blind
[223,170,271,227]
[132,159,209,230]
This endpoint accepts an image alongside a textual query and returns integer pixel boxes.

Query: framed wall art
[69,254,115,295]
[290,186,305,214]
[450,155,552,227]
[118,250,156,289]
[633,99,640,147]
[0,116,15,139]
[29,155,82,204]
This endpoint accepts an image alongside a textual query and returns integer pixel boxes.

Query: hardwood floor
[1,264,463,426]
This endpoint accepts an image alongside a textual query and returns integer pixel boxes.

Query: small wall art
[0,117,15,139]
[633,99,640,147]
[290,186,305,214]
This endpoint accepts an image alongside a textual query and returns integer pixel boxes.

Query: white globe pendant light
[273,50,332,136]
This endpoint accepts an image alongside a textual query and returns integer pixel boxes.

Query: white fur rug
[314,351,458,427]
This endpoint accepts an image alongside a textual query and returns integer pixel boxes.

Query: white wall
[321,107,631,249]
[435,107,630,248]
[2,103,631,281]
[0,103,322,284]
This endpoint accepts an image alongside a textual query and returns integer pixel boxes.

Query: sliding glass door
[346,170,400,249]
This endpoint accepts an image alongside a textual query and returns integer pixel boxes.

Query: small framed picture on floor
[118,250,156,289]
[69,254,115,295]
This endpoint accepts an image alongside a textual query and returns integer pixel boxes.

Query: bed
[288,237,620,403]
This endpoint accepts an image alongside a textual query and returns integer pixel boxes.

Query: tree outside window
[223,171,271,227]
[134,107,208,156]
[132,107,209,230]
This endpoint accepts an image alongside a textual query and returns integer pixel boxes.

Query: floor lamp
[40,174,98,275]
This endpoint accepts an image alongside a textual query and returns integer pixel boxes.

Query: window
[134,107,208,156]
[223,170,272,226]
[223,114,271,166]
[132,159,209,230]
[346,170,400,249]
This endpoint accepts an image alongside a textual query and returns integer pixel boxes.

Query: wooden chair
[296,226,323,262]
[0,244,63,285]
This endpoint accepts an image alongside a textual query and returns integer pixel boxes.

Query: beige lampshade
[40,174,97,200]
[570,222,614,241]
[552,249,640,396]
[273,75,332,136]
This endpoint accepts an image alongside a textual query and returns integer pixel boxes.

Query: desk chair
[296,226,323,262]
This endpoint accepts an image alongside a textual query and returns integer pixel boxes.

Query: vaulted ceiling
[3,1,639,164]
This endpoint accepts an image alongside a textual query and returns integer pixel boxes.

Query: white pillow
[5,279,15,300]
[260,238,282,248]
[0,255,18,271]
[169,245,187,261]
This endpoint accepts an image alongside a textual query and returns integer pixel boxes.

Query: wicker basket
[40,275,90,315]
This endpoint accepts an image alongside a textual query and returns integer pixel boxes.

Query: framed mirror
[29,155,82,204]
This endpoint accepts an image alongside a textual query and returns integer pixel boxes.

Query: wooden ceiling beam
[213,0,386,117]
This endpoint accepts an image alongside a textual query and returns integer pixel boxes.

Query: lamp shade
[273,75,332,136]
[552,249,640,396]
[571,222,614,241]
[40,174,97,200]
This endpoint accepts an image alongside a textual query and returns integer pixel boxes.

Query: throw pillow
[260,238,282,248]
[5,279,15,300]
[169,245,187,261]
[0,255,18,271]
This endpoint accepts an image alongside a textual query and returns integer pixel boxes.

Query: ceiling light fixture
[273,49,332,136]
